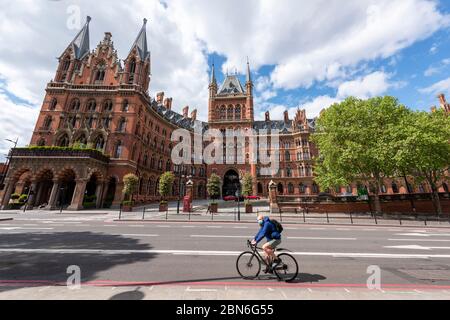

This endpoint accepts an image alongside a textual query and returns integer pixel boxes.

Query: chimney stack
[284,110,290,123]
[156,92,165,104]
[164,98,173,110]
[191,109,197,121]
[265,111,270,122]
[183,106,189,118]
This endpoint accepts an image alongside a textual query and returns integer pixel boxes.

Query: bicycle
[236,240,299,282]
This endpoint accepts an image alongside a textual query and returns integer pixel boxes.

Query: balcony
[11,147,110,163]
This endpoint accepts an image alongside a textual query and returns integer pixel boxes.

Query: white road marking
[157,226,171,228]
[389,239,450,243]
[1,248,450,259]
[182,226,196,228]
[121,234,159,237]
[191,235,250,239]
[397,233,450,237]
[128,225,145,228]
[207,226,223,229]
[233,227,249,229]
[385,245,450,251]
[186,287,218,292]
[344,288,351,293]
[288,237,357,241]
[0,227,54,231]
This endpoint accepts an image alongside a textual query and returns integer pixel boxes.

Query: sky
[0,0,450,161]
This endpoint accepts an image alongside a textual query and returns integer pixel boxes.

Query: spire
[129,18,150,61]
[66,16,91,60]
[210,62,217,86]
[246,57,252,83]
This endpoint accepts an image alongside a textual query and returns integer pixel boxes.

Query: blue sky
[0,0,450,160]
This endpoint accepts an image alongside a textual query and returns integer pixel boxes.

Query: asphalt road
[1,211,450,299]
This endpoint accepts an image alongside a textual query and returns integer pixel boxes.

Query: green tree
[159,172,175,202]
[122,173,139,204]
[241,172,254,204]
[392,109,450,216]
[207,174,221,204]
[312,96,410,214]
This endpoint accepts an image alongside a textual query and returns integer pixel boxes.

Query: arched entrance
[35,169,54,207]
[58,169,76,208]
[223,170,240,197]
[103,177,117,208]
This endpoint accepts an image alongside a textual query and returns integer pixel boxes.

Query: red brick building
[0,17,448,211]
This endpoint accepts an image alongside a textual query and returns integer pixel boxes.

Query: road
[1,211,450,299]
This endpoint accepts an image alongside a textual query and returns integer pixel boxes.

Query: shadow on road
[0,232,156,293]
[109,288,145,300]
[290,273,327,284]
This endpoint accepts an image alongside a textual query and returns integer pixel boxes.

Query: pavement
[1,208,450,300]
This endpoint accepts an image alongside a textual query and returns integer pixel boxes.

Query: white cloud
[0,92,39,158]
[337,71,392,99]
[299,95,341,118]
[420,77,450,94]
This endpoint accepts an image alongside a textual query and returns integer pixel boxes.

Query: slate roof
[218,75,245,95]
[65,16,91,60]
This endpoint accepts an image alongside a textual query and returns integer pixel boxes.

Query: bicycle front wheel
[236,252,261,280]
[274,253,299,282]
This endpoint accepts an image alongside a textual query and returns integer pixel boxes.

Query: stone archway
[223,169,240,197]
[33,169,54,207]
[58,169,77,208]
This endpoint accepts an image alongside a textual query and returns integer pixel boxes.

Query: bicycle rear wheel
[274,253,299,282]
[236,252,261,280]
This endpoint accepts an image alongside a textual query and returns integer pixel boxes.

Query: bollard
[303,209,306,223]
[424,216,427,226]
[280,211,283,223]
[326,211,330,224]
[142,207,146,220]
[119,204,122,220]
[374,213,378,225]
[189,209,191,221]
[166,209,168,221]
[399,214,402,226]
[350,212,354,225]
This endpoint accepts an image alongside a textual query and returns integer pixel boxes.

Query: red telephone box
[183,196,192,213]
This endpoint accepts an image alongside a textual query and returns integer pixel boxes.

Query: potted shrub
[242,173,254,214]
[122,173,139,212]
[207,174,221,214]
[159,172,175,212]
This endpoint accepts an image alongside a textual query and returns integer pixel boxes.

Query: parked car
[223,195,237,201]
[245,196,261,200]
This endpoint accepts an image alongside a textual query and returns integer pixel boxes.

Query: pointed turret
[63,16,91,60]
[210,63,217,87]
[129,18,150,61]
[246,57,252,84]
[246,58,253,97]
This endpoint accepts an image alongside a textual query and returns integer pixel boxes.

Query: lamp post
[177,165,192,214]
[0,138,18,190]
[235,180,242,222]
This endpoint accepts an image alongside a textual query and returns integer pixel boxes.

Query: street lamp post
[59,186,66,214]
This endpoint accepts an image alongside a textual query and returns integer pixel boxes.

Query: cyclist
[251,215,282,273]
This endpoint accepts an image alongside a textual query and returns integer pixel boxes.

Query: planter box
[245,203,253,214]
[210,203,218,214]
[159,203,168,212]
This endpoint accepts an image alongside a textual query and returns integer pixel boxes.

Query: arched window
[70,99,80,111]
[392,182,399,194]
[37,138,46,147]
[299,183,306,194]
[57,134,70,147]
[158,159,163,171]
[380,185,387,194]
[43,116,53,130]
[103,100,113,112]
[227,105,234,120]
[114,141,123,159]
[86,99,96,112]
[94,136,105,151]
[166,160,171,172]
[288,183,295,194]
[312,183,319,194]
[75,134,87,145]
[117,118,126,132]
[128,59,136,84]
[235,105,241,120]
[49,98,57,111]
[277,183,284,194]
[285,150,291,162]
[286,167,292,177]
[122,100,129,112]
[220,106,226,120]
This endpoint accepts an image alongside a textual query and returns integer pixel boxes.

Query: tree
[241,172,254,204]
[207,174,221,204]
[392,109,450,216]
[122,173,139,204]
[312,96,410,214]
[159,172,175,202]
